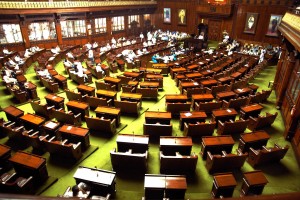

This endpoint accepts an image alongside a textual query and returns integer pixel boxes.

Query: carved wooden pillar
[107,17,112,40]
[273,47,286,93]
[19,20,30,49]
[86,19,92,43]
[55,18,63,45]
[276,52,295,108]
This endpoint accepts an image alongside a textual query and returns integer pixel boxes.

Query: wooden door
[208,20,222,41]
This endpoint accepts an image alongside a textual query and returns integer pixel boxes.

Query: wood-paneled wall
[235,4,287,44]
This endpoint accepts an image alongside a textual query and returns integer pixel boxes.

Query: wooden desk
[116,134,149,153]
[186,64,199,71]
[104,77,121,91]
[140,81,160,88]
[9,151,48,183]
[120,92,142,103]
[212,109,238,124]
[25,81,38,99]
[238,130,270,153]
[200,69,215,77]
[216,91,237,101]
[212,173,237,198]
[20,113,46,131]
[53,74,67,89]
[3,105,24,122]
[95,106,121,127]
[42,120,61,136]
[175,74,186,86]
[73,166,116,196]
[144,174,187,200]
[180,82,200,93]
[77,84,95,96]
[66,100,89,120]
[58,125,90,150]
[241,171,268,196]
[160,136,193,155]
[96,89,117,104]
[240,104,263,119]
[218,77,233,85]
[165,94,188,103]
[45,94,64,109]
[200,79,218,88]
[123,71,140,80]
[145,74,163,80]
[145,111,172,125]
[0,144,11,170]
[234,87,253,97]
[170,67,186,79]
[185,72,203,79]
[128,80,139,87]
[179,111,207,130]
[230,71,242,80]
[191,94,214,108]
[200,135,235,159]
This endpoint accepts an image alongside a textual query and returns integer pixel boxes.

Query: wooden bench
[85,116,116,135]
[95,81,116,91]
[41,136,82,160]
[52,109,82,126]
[143,123,172,137]
[22,130,48,151]
[206,149,248,174]
[40,77,59,93]
[136,88,158,100]
[222,96,249,110]
[207,84,231,97]
[183,121,216,137]
[195,101,223,114]
[110,148,148,172]
[0,172,33,194]
[247,112,278,131]
[247,144,289,168]
[117,75,134,85]
[217,119,249,135]
[65,89,86,101]
[261,89,272,102]
[114,100,141,115]
[30,100,54,119]
[166,102,191,116]
[160,151,198,174]
[0,121,25,141]
[182,88,207,99]
[85,96,112,110]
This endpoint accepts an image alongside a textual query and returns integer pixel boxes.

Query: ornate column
[55,15,63,45]
[19,15,30,48]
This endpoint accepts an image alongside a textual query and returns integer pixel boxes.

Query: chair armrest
[74,113,81,118]
[15,126,24,131]
[207,151,213,160]
[249,147,259,155]
[47,105,55,110]
[29,131,39,137]
[73,142,81,149]
[40,134,49,141]
[48,136,56,142]
[62,139,68,145]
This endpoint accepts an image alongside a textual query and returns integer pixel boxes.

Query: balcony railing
[0,1,157,9]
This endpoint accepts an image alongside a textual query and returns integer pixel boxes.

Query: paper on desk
[67,126,72,130]
[226,109,232,113]
[185,112,192,117]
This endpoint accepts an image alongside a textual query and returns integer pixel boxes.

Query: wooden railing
[0,1,157,9]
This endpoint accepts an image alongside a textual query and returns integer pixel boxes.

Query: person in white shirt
[66,52,74,59]
[111,43,116,49]
[24,49,32,58]
[92,42,98,48]
[14,55,24,64]
[73,61,88,81]
[96,64,105,76]
[8,58,16,66]
[56,45,61,53]
[143,41,148,47]
[64,59,73,68]
[140,32,144,42]
[136,49,143,56]
[88,49,94,63]
[3,75,17,84]
[3,48,11,55]
[51,47,58,54]
[111,37,116,45]
[85,42,92,50]
[106,43,111,51]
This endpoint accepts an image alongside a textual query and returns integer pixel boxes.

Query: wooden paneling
[208,20,223,41]
[235,4,287,45]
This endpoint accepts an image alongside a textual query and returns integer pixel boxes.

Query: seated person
[85,42,92,50]
[151,54,158,63]
[96,64,105,75]
[93,41,98,48]
[51,47,58,54]
[66,182,91,198]
[3,75,17,84]
[3,47,11,55]
[64,59,73,68]
[14,55,24,64]
[24,49,32,58]
[66,52,74,59]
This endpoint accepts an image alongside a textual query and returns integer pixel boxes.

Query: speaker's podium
[73,166,116,196]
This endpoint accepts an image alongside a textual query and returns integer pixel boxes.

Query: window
[0,24,23,44]
[28,22,56,41]
[112,16,124,32]
[61,20,86,38]
[128,15,140,29]
[94,18,107,34]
